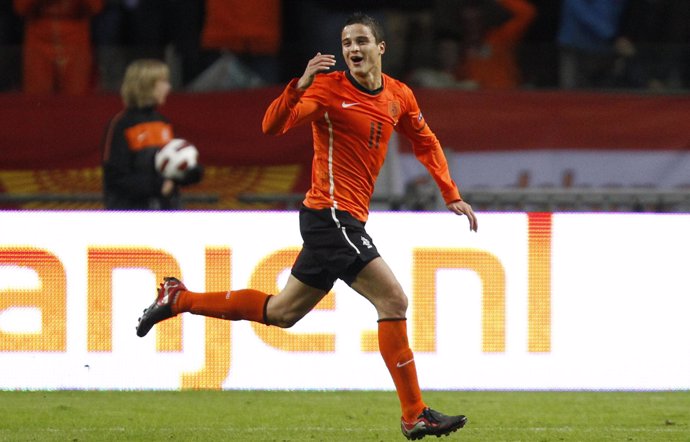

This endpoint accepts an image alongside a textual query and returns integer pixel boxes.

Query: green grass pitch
[0,390,688,441]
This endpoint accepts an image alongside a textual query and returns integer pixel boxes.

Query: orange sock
[378,318,426,422]
[172,289,271,324]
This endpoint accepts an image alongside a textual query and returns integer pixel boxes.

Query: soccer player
[136,13,477,440]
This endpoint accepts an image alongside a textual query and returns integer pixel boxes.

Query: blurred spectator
[381,0,434,79]
[454,0,537,89]
[91,0,133,91]
[557,0,629,90]
[404,1,469,88]
[189,0,280,90]
[127,0,204,88]
[101,59,203,210]
[520,0,561,87]
[616,0,690,91]
[14,0,103,95]
[405,29,479,89]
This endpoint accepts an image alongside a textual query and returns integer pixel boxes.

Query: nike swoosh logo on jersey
[341,101,361,108]
[396,358,414,368]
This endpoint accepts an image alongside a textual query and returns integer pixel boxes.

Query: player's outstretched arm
[447,200,478,232]
[297,52,336,90]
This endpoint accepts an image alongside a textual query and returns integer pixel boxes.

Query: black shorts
[291,205,381,291]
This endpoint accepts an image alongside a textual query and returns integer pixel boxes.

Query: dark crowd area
[1,0,689,95]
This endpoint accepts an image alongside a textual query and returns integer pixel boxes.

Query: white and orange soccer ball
[155,138,199,180]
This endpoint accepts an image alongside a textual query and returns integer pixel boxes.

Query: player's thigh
[267,274,328,327]
[349,257,408,319]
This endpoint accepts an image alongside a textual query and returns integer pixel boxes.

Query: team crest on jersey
[388,101,400,120]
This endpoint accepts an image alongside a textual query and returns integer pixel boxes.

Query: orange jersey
[263,71,462,222]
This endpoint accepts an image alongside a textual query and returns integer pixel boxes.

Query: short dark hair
[343,12,385,43]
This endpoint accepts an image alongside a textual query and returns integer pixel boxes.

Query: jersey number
[368,121,383,150]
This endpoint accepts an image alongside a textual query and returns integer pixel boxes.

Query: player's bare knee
[375,288,408,318]
[388,295,408,316]
[389,284,408,310]
[277,318,299,329]
[268,311,300,328]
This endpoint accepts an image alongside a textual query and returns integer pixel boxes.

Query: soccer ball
[155,138,199,180]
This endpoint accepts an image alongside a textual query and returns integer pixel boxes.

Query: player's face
[153,78,171,105]
[341,23,385,78]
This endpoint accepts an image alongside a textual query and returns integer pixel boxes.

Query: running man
[137,12,477,440]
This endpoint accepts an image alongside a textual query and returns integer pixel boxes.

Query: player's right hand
[297,53,336,90]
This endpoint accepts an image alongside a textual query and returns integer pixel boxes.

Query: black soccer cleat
[136,277,186,337]
[400,407,467,440]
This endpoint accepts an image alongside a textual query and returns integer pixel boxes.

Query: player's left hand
[447,200,478,232]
